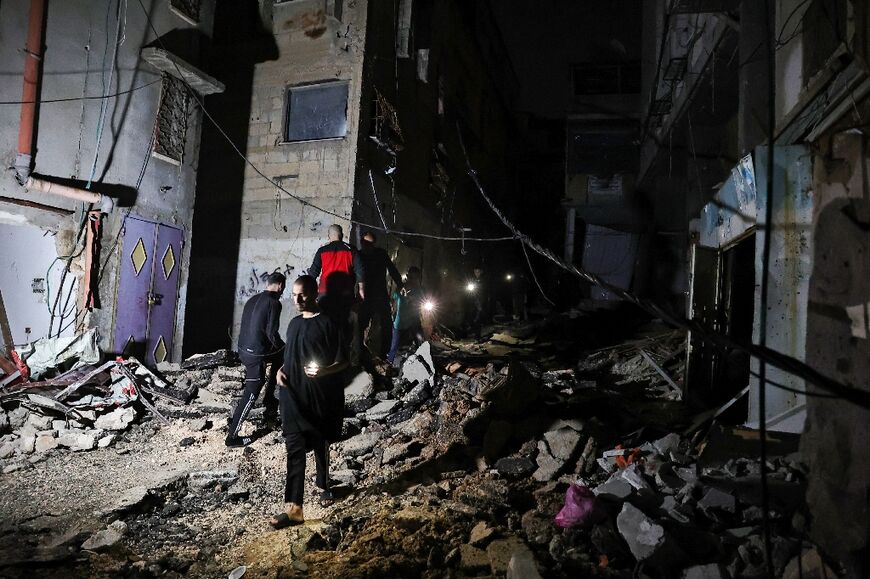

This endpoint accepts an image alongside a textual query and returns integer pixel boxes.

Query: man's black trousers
[283,430,330,504]
[228,350,282,437]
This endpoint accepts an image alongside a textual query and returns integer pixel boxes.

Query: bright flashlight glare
[466,282,477,292]
[306,361,319,372]
[422,300,435,312]
[505,273,513,281]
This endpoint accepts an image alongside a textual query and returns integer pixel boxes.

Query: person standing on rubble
[464,265,488,338]
[387,266,425,364]
[271,275,348,528]
[309,223,365,367]
[308,224,365,300]
[359,231,403,359]
[226,272,286,447]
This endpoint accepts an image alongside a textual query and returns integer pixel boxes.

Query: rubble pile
[0,316,837,578]
[0,357,178,473]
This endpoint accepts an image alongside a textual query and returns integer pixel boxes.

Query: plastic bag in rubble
[554,484,606,529]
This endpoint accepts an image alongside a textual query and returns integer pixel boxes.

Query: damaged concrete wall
[0,1,215,361]
[229,0,368,343]
[0,224,71,344]
[748,145,813,432]
[802,130,870,570]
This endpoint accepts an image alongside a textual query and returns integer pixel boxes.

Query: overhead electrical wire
[0,78,160,105]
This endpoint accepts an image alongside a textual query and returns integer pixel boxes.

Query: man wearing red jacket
[308,224,365,300]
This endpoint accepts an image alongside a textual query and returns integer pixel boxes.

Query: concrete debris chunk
[618,463,652,491]
[495,457,536,478]
[345,371,375,401]
[8,408,28,428]
[57,430,96,451]
[616,502,666,561]
[94,407,135,431]
[81,520,127,551]
[0,442,15,459]
[543,427,583,461]
[401,382,430,407]
[364,399,400,421]
[459,544,490,572]
[17,432,36,454]
[653,432,682,456]
[188,468,239,491]
[532,440,564,481]
[34,434,58,453]
[25,412,52,430]
[468,521,495,546]
[341,431,382,457]
[486,537,528,574]
[507,545,542,579]
[401,342,435,387]
[382,441,416,465]
[181,349,237,370]
[698,487,736,513]
[594,476,634,501]
[189,417,211,431]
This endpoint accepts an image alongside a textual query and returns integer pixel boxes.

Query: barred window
[152,75,190,165]
[169,0,200,25]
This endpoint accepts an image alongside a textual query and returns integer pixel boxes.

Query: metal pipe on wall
[15,0,47,184]
[25,177,115,214]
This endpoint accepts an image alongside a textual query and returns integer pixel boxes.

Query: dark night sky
[489,0,643,119]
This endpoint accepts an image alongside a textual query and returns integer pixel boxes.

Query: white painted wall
[0,223,71,345]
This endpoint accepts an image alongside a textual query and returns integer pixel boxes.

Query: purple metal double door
[113,217,183,367]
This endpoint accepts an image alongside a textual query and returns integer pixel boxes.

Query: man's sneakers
[225,435,253,448]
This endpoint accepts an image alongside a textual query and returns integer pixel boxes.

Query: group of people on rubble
[226,224,431,528]
[226,222,530,528]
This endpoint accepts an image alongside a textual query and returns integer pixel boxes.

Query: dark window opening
[572,62,641,96]
[283,81,349,143]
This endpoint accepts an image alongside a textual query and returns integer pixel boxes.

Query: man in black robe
[271,275,348,528]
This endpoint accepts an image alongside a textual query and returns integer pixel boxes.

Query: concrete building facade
[0,0,222,365]
[626,0,870,571]
[190,0,518,347]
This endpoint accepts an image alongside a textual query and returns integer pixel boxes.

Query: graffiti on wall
[237,264,296,301]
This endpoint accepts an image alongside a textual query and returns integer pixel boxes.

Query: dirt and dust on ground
[0,308,839,578]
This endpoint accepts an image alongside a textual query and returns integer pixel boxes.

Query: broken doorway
[685,232,756,419]
[113,217,183,366]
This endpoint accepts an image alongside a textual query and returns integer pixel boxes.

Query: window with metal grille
[152,75,190,165]
[283,81,349,143]
[169,0,200,24]
[572,62,641,96]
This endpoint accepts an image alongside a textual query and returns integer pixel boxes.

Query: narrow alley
[0,1,868,578]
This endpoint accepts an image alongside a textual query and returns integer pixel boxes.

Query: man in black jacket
[226,272,286,447]
[359,231,403,358]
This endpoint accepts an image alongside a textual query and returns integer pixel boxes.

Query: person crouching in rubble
[387,266,425,364]
[272,275,348,528]
[226,272,286,447]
